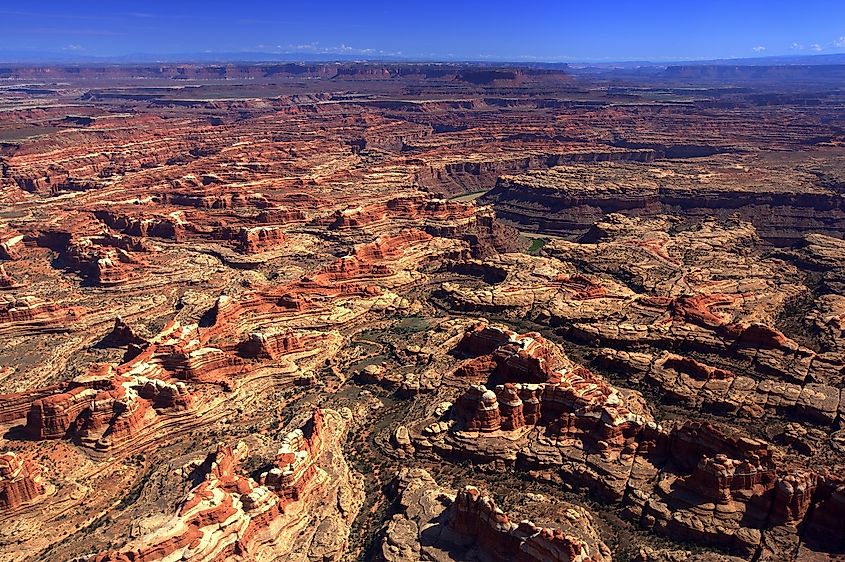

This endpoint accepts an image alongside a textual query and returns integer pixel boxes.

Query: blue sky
[1,0,844,61]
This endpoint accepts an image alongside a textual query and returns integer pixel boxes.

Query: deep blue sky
[2,0,844,62]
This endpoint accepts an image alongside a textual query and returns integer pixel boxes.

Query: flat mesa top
[498,152,845,195]
[2,60,845,562]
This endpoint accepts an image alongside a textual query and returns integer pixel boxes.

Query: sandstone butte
[0,62,843,562]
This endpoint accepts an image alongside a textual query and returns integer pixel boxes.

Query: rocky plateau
[0,62,843,561]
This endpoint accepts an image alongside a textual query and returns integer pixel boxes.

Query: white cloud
[791,42,804,50]
[810,43,822,52]
[835,36,845,47]
[283,43,319,51]
[62,43,85,51]
[752,46,766,52]
[255,42,402,57]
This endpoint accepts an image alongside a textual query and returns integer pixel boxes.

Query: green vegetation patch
[527,237,547,255]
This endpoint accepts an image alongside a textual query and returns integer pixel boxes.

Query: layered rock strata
[407,321,845,556]
[378,467,611,562]
[0,452,45,511]
[81,408,362,562]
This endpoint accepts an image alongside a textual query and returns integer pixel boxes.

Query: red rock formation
[27,384,102,440]
[491,338,563,384]
[770,469,818,525]
[353,230,432,261]
[159,190,271,210]
[0,385,66,423]
[102,316,148,347]
[452,355,498,379]
[261,409,325,502]
[683,454,775,503]
[91,444,277,562]
[87,410,331,562]
[455,377,648,457]
[727,322,792,349]
[452,324,650,451]
[457,323,514,355]
[555,274,608,300]
[310,257,393,283]
[515,384,544,425]
[162,346,246,384]
[35,230,149,286]
[658,354,734,381]
[95,210,185,241]
[457,323,565,383]
[0,295,83,328]
[298,230,433,286]
[671,294,738,329]
[456,384,502,432]
[804,474,845,546]
[386,196,477,220]
[204,294,242,329]
[236,226,286,254]
[0,232,23,260]
[495,383,525,430]
[448,485,605,562]
[0,265,16,288]
[136,378,193,411]
[666,421,772,473]
[236,330,326,360]
[327,206,386,229]
[94,253,134,286]
[0,452,45,510]
[325,197,476,230]
[23,361,192,449]
[193,441,250,485]
[257,207,308,224]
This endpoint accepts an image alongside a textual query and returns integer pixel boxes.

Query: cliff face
[402,320,845,556]
[0,63,569,84]
[663,64,845,85]
[0,452,46,511]
[483,158,845,243]
[377,468,611,562]
[4,61,845,562]
[81,408,363,562]
[415,149,655,198]
[447,486,609,562]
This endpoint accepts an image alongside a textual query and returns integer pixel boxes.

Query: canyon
[0,62,843,562]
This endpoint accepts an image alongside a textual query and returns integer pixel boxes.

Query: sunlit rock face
[0,452,46,510]
[2,61,845,562]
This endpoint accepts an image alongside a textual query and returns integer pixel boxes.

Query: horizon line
[2,50,845,67]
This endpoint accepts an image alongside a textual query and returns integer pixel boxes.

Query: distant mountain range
[0,50,419,64]
[1,49,845,67]
[567,53,845,70]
